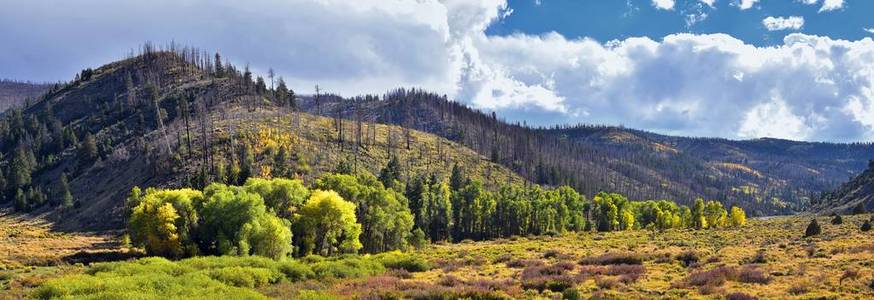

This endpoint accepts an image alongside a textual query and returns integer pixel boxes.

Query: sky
[1,0,874,142]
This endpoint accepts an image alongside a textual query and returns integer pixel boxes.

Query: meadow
[1,213,872,299]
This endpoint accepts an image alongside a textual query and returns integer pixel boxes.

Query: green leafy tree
[238,144,254,185]
[243,177,309,219]
[199,184,292,259]
[692,198,708,229]
[295,190,362,256]
[314,172,414,253]
[378,156,403,190]
[704,201,728,228]
[59,173,74,209]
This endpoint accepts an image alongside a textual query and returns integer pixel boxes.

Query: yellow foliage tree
[295,190,362,256]
[729,206,747,227]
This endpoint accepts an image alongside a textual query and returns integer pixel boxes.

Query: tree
[276,77,288,109]
[199,184,292,259]
[378,156,402,190]
[295,190,362,256]
[238,144,254,185]
[314,172,414,253]
[243,177,309,219]
[704,201,727,228]
[128,188,203,258]
[692,198,708,229]
[804,219,821,237]
[424,177,453,241]
[214,53,224,77]
[861,220,871,232]
[729,206,746,227]
[60,173,74,209]
[831,213,843,225]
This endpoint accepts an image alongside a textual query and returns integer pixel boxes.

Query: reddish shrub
[595,276,619,290]
[506,259,544,269]
[675,251,699,267]
[726,292,758,300]
[737,266,771,284]
[606,264,645,276]
[579,253,643,266]
[683,266,738,287]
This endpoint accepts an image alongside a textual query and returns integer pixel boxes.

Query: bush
[310,257,385,279]
[506,259,544,268]
[737,266,771,284]
[520,263,578,292]
[579,253,642,265]
[202,266,277,288]
[276,260,315,281]
[831,214,843,225]
[805,219,821,237]
[861,220,871,232]
[726,292,758,300]
[840,268,860,284]
[675,251,699,267]
[373,251,431,272]
[682,266,737,287]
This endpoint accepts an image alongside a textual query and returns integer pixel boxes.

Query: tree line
[126,158,747,260]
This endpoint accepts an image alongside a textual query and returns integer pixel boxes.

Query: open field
[1,214,873,299]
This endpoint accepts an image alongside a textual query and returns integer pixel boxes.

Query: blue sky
[487,0,873,46]
[1,0,873,142]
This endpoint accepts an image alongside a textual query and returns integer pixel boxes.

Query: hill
[298,90,874,216]
[814,160,874,214]
[0,79,52,113]
[0,48,523,231]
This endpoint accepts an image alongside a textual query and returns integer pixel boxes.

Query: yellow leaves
[248,125,295,155]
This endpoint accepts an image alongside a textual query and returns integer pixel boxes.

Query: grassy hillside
[816,160,874,215]
[0,50,523,231]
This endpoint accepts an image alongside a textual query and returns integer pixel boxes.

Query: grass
[3,214,874,299]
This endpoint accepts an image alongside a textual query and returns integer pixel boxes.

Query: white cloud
[819,0,844,12]
[652,0,675,10]
[797,0,818,5]
[735,0,758,10]
[2,0,874,142]
[866,28,874,34]
[699,0,716,7]
[762,16,805,31]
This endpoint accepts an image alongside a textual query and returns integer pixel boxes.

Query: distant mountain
[0,80,52,113]
[815,160,874,215]
[298,90,874,216]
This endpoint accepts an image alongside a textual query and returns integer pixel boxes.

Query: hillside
[0,49,523,231]
[0,79,51,113]
[298,90,874,216]
[815,160,874,214]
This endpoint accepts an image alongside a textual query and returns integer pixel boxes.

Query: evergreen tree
[804,219,821,237]
[861,220,871,232]
[238,144,254,185]
[78,132,98,165]
[378,156,402,190]
[60,173,74,209]
[831,213,843,225]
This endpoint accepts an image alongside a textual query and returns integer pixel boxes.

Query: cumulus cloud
[652,0,675,10]
[735,0,758,10]
[866,28,874,34]
[762,16,805,31]
[2,0,874,142]
[699,0,716,8]
[819,0,844,12]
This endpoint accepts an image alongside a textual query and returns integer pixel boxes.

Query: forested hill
[0,47,523,231]
[0,79,52,113]
[814,160,874,215]
[297,89,874,216]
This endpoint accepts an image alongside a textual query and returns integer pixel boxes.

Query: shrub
[543,249,561,259]
[579,253,642,265]
[805,219,821,237]
[682,266,737,287]
[606,264,646,276]
[726,292,758,300]
[520,263,578,292]
[861,220,871,232]
[310,257,385,279]
[737,266,771,284]
[675,251,699,267]
[562,287,582,300]
[373,251,431,272]
[202,266,277,288]
[276,260,315,281]
[742,250,768,265]
[594,276,619,289]
[506,259,544,268]
[493,253,513,264]
[840,268,860,284]
[788,282,809,295]
[830,214,843,225]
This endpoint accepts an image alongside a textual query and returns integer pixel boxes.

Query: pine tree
[805,219,821,237]
[78,132,98,165]
[831,213,843,225]
[214,53,224,78]
[378,156,402,190]
[60,173,74,209]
